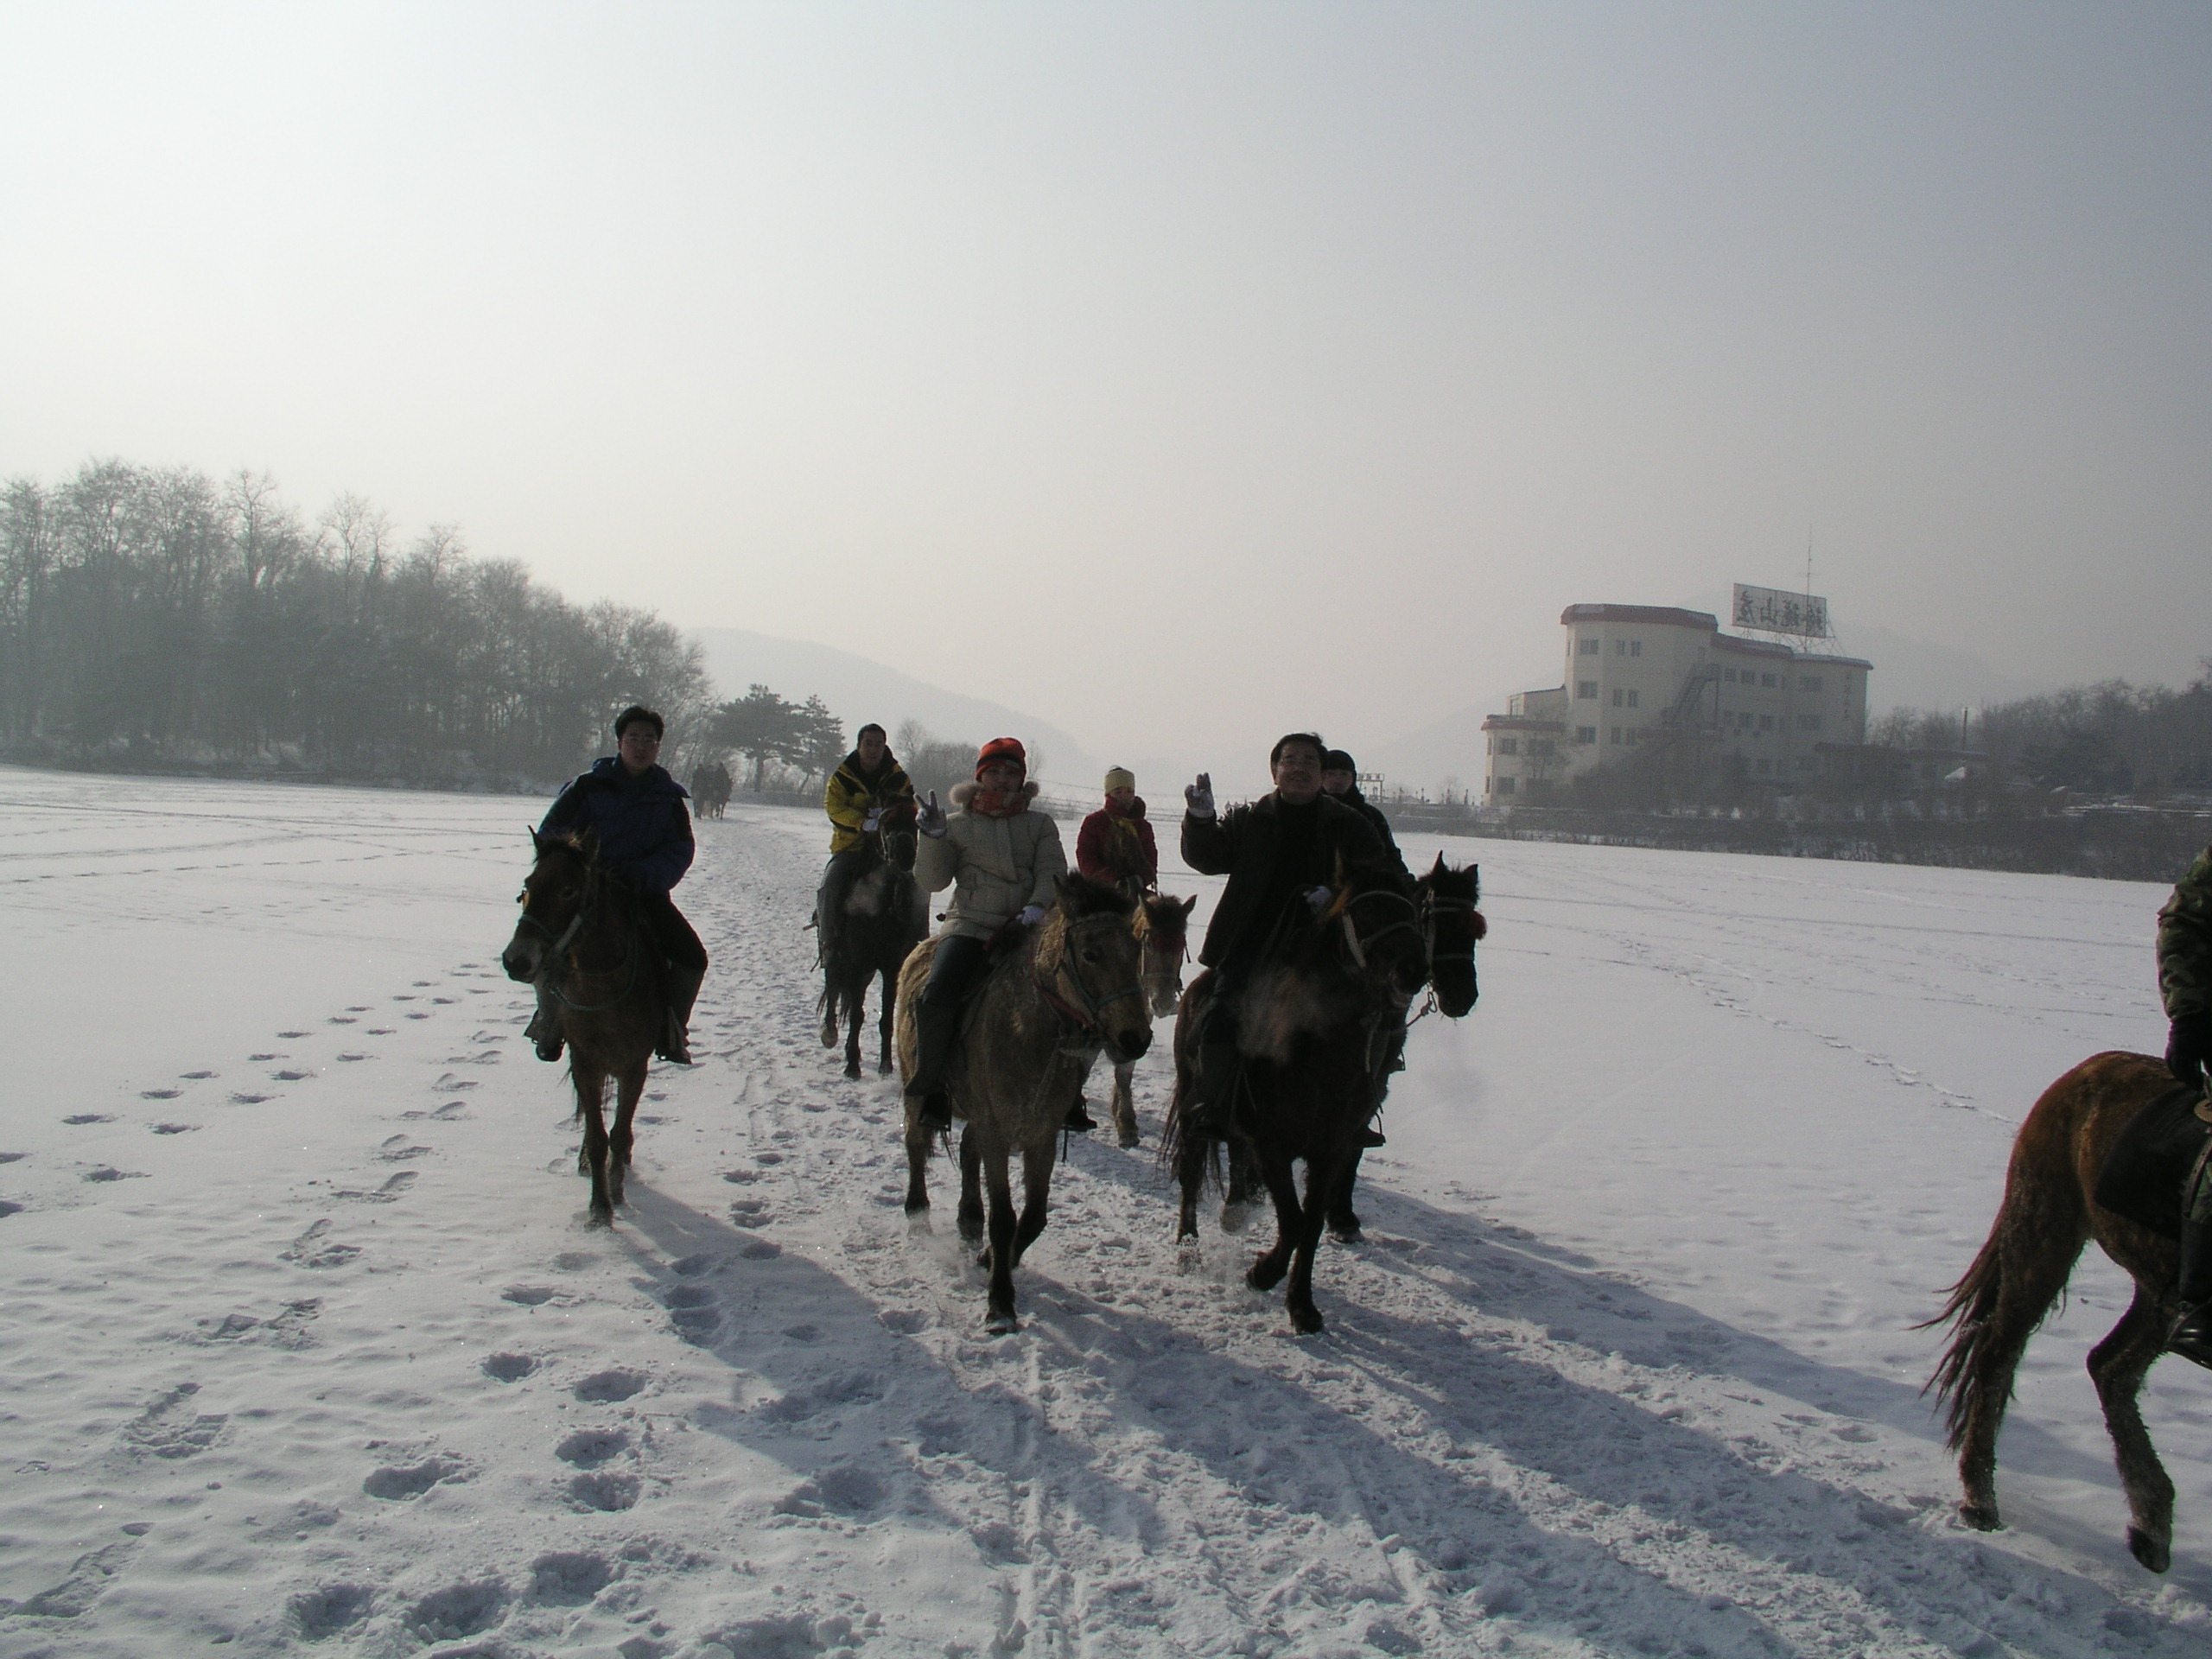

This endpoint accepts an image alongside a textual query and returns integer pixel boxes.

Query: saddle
[2093,1083,2211,1239]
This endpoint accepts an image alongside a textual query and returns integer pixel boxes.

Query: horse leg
[842,969,864,1080]
[877,965,897,1077]
[1111,1060,1140,1148]
[958,1128,986,1246]
[1010,1139,1053,1267]
[901,1098,934,1219]
[819,973,839,1048]
[607,1058,645,1212]
[982,1148,1020,1332]
[1174,1130,1206,1243]
[1327,1147,1365,1243]
[2088,1284,2180,1572]
[1285,1151,1342,1335]
[1247,1142,1303,1294]
[1222,1141,1257,1233]
[574,1064,614,1226]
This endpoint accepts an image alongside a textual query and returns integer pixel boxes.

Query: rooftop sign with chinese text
[1732,583,1830,639]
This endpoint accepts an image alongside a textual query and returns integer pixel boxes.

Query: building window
[1798,714,1821,732]
[1761,671,1778,688]
[1630,639,1643,658]
[1801,675,1824,692]
[1575,726,1597,744]
[1758,714,1775,731]
[1577,680,1599,699]
[1611,688,1624,707]
[1723,666,1738,683]
[1579,638,1599,655]
[1625,689,1639,709]
[1611,726,1623,745]
[1496,776,1516,796]
[1626,727,1640,745]
[1529,739,1556,758]
[1496,735,1519,756]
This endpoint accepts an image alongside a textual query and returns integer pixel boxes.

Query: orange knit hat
[975,736,1027,777]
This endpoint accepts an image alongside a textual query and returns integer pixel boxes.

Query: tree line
[1872,669,2212,798]
[0,459,718,785]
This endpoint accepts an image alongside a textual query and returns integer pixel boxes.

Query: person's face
[978,760,1025,793]
[1106,785,1135,810]
[1320,768,1355,797]
[617,724,661,776]
[857,729,887,768]
[1272,742,1324,804]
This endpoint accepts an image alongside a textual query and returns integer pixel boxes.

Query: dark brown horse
[818,820,924,1080]
[896,876,1154,1332]
[1924,1051,2197,1572]
[1099,891,1196,1147]
[1166,868,1430,1333]
[499,828,666,1226]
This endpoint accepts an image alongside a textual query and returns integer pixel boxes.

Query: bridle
[1035,911,1148,1038]
[1336,886,1421,972]
[515,858,643,1014]
[1420,886,1481,969]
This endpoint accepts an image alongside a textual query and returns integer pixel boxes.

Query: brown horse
[818,820,924,1080]
[1099,891,1196,1148]
[896,875,1154,1332]
[1166,870,1429,1333]
[1924,1051,2198,1572]
[499,828,667,1226]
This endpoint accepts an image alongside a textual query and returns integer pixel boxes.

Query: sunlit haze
[4,3,2206,791]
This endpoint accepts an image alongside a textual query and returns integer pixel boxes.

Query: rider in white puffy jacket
[906,737,1087,1132]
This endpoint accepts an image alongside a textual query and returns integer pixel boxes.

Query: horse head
[502,826,600,984]
[1415,851,1484,1018]
[1039,874,1154,1065]
[1135,891,1197,1018]
[1320,851,1427,1003]
[875,804,919,874]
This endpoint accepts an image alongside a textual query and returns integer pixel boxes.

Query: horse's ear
[1179,893,1197,917]
[1428,850,1447,878]
[1052,872,1078,907]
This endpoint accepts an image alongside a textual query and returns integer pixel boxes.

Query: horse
[817,818,925,1080]
[1923,1050,2199,1573]
[895,875,1154,1332]
[689,763,731,820]
[499,827,667,1227]
[1212,855,1487,1241]
[1097,891,1196,1148]
[1165,867,1431,1333]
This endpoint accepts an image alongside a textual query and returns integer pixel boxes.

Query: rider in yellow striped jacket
[817,724,915,957]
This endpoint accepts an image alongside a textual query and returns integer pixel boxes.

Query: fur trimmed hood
[949,779,1041,811]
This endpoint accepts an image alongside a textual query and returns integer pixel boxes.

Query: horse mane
[1056,872,1136,921]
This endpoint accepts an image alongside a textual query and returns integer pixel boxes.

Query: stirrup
[2168,1304,2212,1370]
[1065,1100,1097,1134]
[1358,1125,1386,1147]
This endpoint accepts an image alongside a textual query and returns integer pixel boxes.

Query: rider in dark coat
[1320,748,1409,880]
[2158,843,2212,1364]
[530,706,707,1066]
[1179,733,1406,1133]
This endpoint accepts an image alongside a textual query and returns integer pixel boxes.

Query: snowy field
[2,764,2209,1659]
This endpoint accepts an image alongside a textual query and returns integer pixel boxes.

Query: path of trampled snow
[1,766,2207,1657]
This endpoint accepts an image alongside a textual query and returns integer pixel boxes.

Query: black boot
[1180,1043,1243,1138]
[527,986,564,1063]
[2168,1157,2212,1369]
[906,1002,958,1131]
[1359,1123,1387,1147]
[660,965,704,1065]
[1065,1098,1097,1134]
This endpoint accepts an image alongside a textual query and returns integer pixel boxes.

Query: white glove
[1018,904,1046,928]
[1185,772,1215,819]
[1304,885,1333,914]
[861,810,882,833]
[917,791,947,838]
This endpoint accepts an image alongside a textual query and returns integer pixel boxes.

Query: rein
[1035,912,1147,1036]
[1339,888,1420,969]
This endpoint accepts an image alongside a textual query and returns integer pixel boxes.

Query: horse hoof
[1116,1128,1141,1150]
[1289,1306,1325,1336]
[1328,1217,1363,1245]
[878,1059,895,1077]
[819,1024,837,1049]
[2127,1526,2171,1573]
[1957,1502,2001,1533]
[1219,1202,1251,1236]
[1247,1257,1288,1293]
[842,1062,861,1080]
[984,1310,1019,1336]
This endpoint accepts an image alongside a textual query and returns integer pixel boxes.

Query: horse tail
[1919,1077,2094,1450]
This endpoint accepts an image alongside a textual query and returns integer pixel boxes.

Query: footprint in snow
[278,1030,311,1039]
[283,1219,359,1268]
[181,1071,216,1079]
[273,1069,314,1082]
[151,1123,198,1135]
[482,1352,537,1382]
[140,1088,181,1100]
[564,1471,639,1512]
[362,1455,468,1501]
[336,1052,369,1062]
[334,1173,416,1204]
[248,1052,282,1062]
[529,1550,613,1605]
[663,1282,721,1340]
[287,1583,374,1642]
[502,1285,557,1306]
[0,1151,26,1163]
[63,1113,117,1125]
[84,1166,149,1183]
[230,1093,274,1105]
[555,1426,630,1467]
[573,1368,649,1402]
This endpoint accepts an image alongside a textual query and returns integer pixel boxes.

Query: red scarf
[969,787,1027,819]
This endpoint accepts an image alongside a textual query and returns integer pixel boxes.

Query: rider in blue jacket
[529,706,707,1065]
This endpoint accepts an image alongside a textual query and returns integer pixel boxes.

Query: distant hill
[689,626,1098,788]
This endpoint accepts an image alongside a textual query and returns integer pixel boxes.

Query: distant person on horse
[818,723,916,958]
[1075,766,1158,899]
[527,706,707,1066]
[1320,748,1409,880]
[906,737,1092,1135]
[1179,732,1408,1135]
[2158,842,2212,1364]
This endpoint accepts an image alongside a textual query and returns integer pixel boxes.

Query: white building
[1481,604,1872,804]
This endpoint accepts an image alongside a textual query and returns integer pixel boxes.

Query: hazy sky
[4,3,2207,770]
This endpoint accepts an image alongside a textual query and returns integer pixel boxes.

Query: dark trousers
[639,890,708,972]
[920,933,992,1008]
[820,849,869,925]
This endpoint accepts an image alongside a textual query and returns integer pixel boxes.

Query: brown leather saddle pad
[2093,1082,2211,1239]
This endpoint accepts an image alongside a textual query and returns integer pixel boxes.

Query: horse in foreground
[1924,1051,2198,1572]
[1166,867,1430,1333]
[896,876,1154,1332]
[499,828,666,1226]
[818,818,924,1079]
[1099,891,1196,1147]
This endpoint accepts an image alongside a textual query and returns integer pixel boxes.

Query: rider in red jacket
[1074,767,1158,897]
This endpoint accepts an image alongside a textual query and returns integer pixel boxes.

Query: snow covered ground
[2,764,2209,1658]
